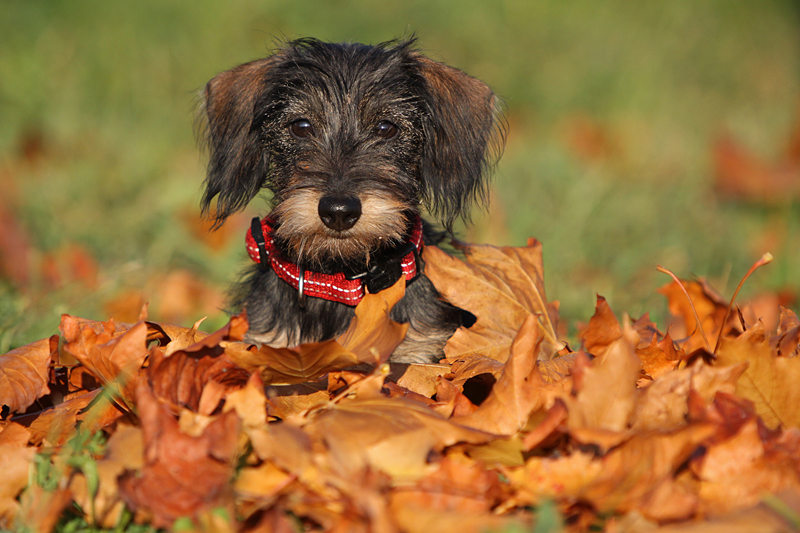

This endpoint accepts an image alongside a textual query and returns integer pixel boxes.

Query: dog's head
[200,38,504,266]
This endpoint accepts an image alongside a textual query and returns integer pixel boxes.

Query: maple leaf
[579,295,622,357]
[147,314,251,415]
[229,280,408,384]
[771,306,800,356]
[69,424,144,528]
[60,316,149,409]
[453,315,569,435]
[0,443,36,526]
[118,383,240,529]
[636,330,683,380]
[13,388,125,447]
[303,396,495,482]
[694,418,800,515]
[632,361,746,432]
[659,279,729,353]
[0,335,57,413]
[336,276,409,363]
[423,240,562,362]
[564,322,641,450]
[390,453,503,514]
[714,321,800,428]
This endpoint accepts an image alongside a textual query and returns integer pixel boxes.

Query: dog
[200,38,504,363]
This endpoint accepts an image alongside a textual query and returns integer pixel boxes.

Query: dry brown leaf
[424,241,561,362]
[16,485,72,533]
[395,364,450,398]
[580,424,716,519]
[336,276,409,363]
[234,461,294,502]
[223,372,267,427]
[715,321,800,428]
[659,279,729,353]
[0,335,57,413]
[453,315,558,435]
[61,317,149,408]
[637,331,683,380]
[694,418,800,515]
[390,500,526,533]
[70,424,144,528]
[14,388,118,447]
[303,397,495,482]
[389,453,502,513]
[0,423,31,446]
[771,306,800,356]
[118,383,240,529]
[0,443,36,525]
[229,283,407,384]
[579,295,622,358]
[565,321,641,449]
[632,361,746,432]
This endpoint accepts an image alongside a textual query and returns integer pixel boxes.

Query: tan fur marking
[272,190,410,265]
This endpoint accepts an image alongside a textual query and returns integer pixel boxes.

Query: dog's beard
[271,188,411,267]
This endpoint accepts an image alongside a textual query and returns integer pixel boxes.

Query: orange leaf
[714,321,800,428]
[424,241,562,362]
[118,383,240,529]
[61,316,149,408]
[303,397,495,482]
[579,295,622,358]
[0,336,56,413]
[336,276,408,364]
[453,315,558,435]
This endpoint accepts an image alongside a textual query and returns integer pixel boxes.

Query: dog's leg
[389,275,465,364]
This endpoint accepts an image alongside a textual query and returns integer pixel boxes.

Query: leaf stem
[656,265,712,353]
[712,252,773,354]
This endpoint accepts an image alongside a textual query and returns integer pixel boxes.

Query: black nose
[318,195,362,231]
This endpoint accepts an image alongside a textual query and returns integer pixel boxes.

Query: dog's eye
[375,121,398,140]
[289,119,314,139]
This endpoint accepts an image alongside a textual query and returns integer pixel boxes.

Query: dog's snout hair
[198,37,505,362]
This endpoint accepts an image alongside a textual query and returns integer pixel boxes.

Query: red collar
[245,214,424,306]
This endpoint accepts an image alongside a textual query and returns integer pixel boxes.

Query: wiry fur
[200,38,504,363]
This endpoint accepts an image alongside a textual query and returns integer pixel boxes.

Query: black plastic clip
[346,241,417,294]
[250,217,269,272]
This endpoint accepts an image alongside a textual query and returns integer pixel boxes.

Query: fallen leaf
[659,279,729,352]
[0,443,36,525]
[424,241,562,362]
[118,383,240,529]
[303,397,495,482]
[714,135,800,203]
[336,276,409,364]
[636,331,683,380]
[61,317,149,408]
[632,361,746,432]
[714,321,800,428]
[0,336,57,413]
[565,321,641,449]
[70,424,144,528]
[453,315,556,435]
[579,295,622,358]
[694,418,800,515]
[389,453,502,513]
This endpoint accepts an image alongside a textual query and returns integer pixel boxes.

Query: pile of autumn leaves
[1,240,800,533]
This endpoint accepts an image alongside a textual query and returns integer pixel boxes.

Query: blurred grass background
[1,0,799,351]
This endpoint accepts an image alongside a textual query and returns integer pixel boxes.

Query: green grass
[1,0,799,348]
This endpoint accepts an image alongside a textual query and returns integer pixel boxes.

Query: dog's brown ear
[414,56,505,231]
[201,58,276,226]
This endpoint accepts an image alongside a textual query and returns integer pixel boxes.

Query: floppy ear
[201,58,275,226]
[414,56,505,231]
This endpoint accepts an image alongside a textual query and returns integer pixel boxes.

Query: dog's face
[201,39,503,267]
